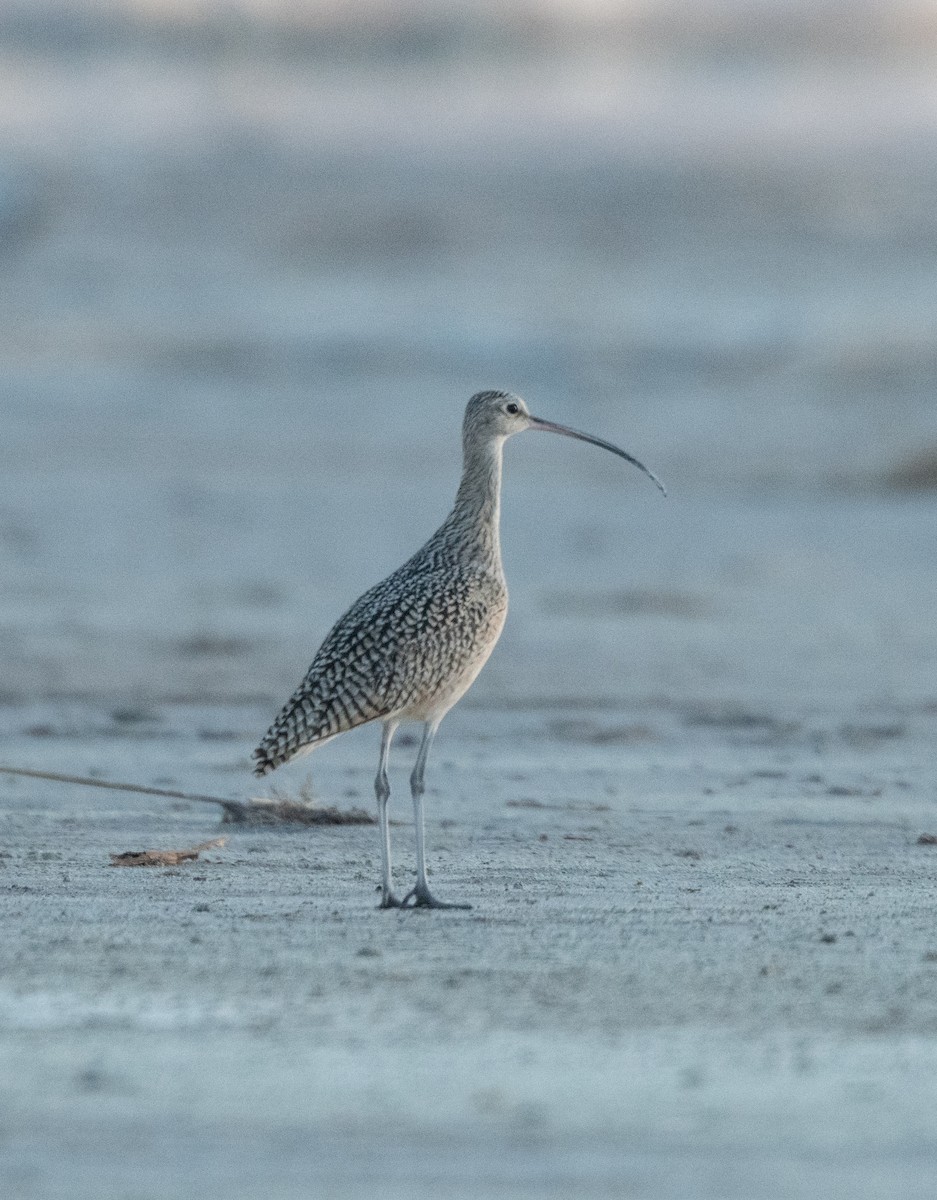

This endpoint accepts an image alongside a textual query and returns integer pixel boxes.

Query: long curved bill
[528,416,667,496]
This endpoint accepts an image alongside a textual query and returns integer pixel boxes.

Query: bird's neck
[446,436,504,567]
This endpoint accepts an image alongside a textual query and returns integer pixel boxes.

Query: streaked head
[464,390,666,495]
[463,390,533,442]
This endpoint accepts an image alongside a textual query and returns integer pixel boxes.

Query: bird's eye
[505,402,519,415]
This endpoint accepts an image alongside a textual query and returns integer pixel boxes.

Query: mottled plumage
[253,392,510,776]
[252,549,507,773]
[253,390,664,908]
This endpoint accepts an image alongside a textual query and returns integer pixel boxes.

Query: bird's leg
[401,721,471,911]
[375,721,402,909]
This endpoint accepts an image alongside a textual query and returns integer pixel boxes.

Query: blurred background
[2,0,937,720]
[6,14,937,1199]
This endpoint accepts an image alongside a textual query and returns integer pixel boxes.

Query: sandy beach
[4,689,937,1199]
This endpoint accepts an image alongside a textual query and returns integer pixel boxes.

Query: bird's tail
[252,698,336,777]
[251,744,280,777]
[252,734,329,777]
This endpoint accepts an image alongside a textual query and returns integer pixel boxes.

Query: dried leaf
[110,837,227,867]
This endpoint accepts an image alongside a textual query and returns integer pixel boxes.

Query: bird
[253,391,665,909]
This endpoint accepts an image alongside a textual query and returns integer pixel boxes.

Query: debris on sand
[110,837,227,867]
[0,765,375,827]
[917,833,937,846]
[221,781,375,826]
[222,798,375,826]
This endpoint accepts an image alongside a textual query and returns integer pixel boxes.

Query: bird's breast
[387,564,508,720]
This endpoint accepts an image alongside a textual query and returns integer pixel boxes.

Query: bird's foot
[378,891,404,909]
[400,884,472,910]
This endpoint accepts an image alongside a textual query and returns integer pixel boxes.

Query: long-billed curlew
[253,391,665,909]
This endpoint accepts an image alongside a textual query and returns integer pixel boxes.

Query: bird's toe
[401,886,471,911]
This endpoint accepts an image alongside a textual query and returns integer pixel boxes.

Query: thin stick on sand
[0,765,374,825]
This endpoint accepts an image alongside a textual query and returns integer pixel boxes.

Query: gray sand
[4,698,937,1199]
[4,4,937,1197]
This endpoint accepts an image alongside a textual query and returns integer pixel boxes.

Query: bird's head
[463,390,533,441]
[463,390,666,495]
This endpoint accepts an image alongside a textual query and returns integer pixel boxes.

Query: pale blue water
[2,17,936,705]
